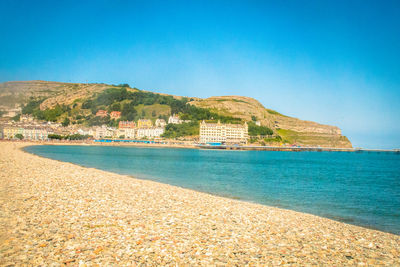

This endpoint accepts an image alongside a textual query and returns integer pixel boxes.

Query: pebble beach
[0,142,399,266]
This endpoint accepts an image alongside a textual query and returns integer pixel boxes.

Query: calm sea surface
[25,145,400,235]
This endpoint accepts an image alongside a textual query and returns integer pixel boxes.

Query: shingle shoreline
[0,142,399,266]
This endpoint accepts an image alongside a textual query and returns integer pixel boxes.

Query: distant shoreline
[2,139,399,153]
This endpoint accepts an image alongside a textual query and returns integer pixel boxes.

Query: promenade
[0,142,399,266]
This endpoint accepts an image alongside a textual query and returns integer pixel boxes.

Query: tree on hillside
[12,114,21,121]
[22,97,44,114]
[62,117,70,127]
[87,115,111,126]
[121,102,137,121]
[95,88,128,106]
[48,134,63,140]
[162,122,199,138]
[44,105,64,121]
[110,102,121,111]
[81,99,93,109]
[248,122,273,136]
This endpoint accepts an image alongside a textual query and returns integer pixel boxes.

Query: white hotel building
[136,127,165,138]
[199,120,248,144]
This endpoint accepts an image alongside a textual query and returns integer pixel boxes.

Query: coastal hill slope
[0,80,352,148]
[0,80,112,109]
[191,96,351,148]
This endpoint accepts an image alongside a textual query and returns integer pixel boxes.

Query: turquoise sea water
[25,145,400,235]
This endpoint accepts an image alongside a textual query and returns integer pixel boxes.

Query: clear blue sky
[0,0,399,148]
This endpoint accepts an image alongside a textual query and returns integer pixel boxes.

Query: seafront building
[168,114,191,124]
[77,128,94,136]
[199,120,248,144]
[23,127,50,140]
[94,124,164,139]
[119,121,136,129]
[136,127,164,138]
[168,114,181,124]
[2,125,51,140]
[155,118,167,127]
[137,119,152,128]
[116,128,136,139]
[94,126,115,139]
[0,115,168,141]
[2,126,23,139]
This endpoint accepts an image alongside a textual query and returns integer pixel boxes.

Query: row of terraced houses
[1,125,53,140]
[1,114,249,144]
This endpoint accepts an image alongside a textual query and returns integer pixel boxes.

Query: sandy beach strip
[0,142,399,266]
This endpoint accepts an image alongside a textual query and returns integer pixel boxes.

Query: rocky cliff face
[273,116,342,135]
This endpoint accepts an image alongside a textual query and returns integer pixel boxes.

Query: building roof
[200,120,247,127]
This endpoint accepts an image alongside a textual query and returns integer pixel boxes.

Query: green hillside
[17,85,260,138]
[0,80,352,147]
